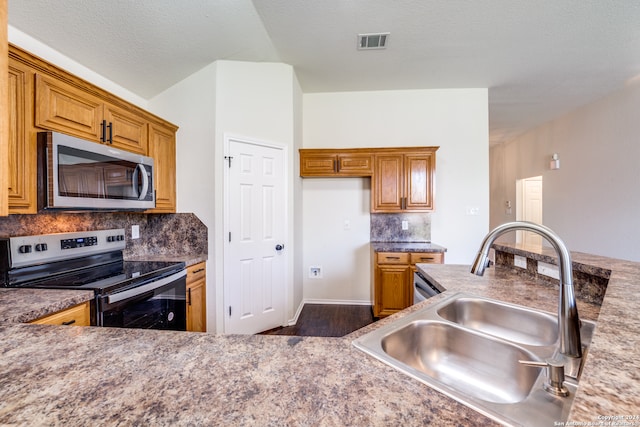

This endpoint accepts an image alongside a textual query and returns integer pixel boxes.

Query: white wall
[303,89,489,303]
[214,61,301,330]
[490,80,640,262]
[152,60,302,333]
[148,63,218,331]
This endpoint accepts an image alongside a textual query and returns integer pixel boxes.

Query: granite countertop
[0,247,637,425]
[0,288,94,323]
[125,253,207,267]
[370,242,447,253]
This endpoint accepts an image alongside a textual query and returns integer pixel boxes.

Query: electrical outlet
[131,225,140,239]
[538,262,560,280]
[309,266,323,279]
[465,206,480,216]
[514,255,527,269]
[343,220,351,230]
[401,220,409,230]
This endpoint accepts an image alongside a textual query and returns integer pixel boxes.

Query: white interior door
[224,136,287,334]
[517,176,543,246]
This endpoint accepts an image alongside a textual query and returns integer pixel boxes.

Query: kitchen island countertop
[0,288,94,323]
[0,246,638,425]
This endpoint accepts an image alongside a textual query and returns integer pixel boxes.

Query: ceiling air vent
[358,33,390,50]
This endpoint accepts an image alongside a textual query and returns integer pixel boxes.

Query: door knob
[275,244,284,251]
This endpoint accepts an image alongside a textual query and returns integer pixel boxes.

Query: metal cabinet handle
[61,319,76,326]
[101,120,107,142]
[187,288,192,306]
[191,268,205,274]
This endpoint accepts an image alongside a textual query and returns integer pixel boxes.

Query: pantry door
[223,135,287,334]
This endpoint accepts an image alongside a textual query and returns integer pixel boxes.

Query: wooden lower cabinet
[373,250,444,317]
[30,301,91,326]
[186,262,207,332]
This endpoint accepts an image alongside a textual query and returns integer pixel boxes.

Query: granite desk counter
[370,242,447,253]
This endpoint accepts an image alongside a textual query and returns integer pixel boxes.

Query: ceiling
[8,0,640,144]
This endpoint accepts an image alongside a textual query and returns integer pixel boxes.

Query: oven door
[98,270,186,330]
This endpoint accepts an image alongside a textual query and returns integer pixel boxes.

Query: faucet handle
[519,359,569,397]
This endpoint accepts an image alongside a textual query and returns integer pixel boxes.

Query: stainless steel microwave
[38,131,155,211]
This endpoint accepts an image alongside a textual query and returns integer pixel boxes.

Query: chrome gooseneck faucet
[470,221,582,359]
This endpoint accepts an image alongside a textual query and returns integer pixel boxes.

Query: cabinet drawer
[30,301,91,326]
[187,262,206,282]
[410,252,444,264]
[376,252,410,264]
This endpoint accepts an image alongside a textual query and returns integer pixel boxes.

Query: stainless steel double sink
[352,292,596,426]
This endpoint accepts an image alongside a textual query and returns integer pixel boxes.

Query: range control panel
[9,229,126,268]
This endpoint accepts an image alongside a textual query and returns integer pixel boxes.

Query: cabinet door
[300,151,374,177]
[7,61,36,213]
[375,264,411,317]
[300,152,337,176]
[186,263,207,332]
[372,154,403,212]
[404,153,435,211]
[147,122,176,213]
[337,153,373,176]
[35,74,103,142]
[104,104,148,154]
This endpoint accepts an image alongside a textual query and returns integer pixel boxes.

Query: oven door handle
[106,269,186,304]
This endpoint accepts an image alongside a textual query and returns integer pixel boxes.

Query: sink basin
[381,321,541,404]
[352,292,596,427]
[436,296,558,346]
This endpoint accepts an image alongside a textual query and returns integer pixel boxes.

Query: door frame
[222,133,290,334]
[516,175,543,245]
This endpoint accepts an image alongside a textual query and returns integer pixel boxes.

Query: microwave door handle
[133,164,149,200]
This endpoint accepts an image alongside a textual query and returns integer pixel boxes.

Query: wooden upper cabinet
[372,148,437,213]
[0,0,9,216]
[6,44,178,214]
[35,74,148,154]
[299,149,373,177]
[7,60,36,213]
[103,104,148,155]
[35,73,104,142]
[147,122,177,213]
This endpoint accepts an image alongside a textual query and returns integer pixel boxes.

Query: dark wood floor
[259,304,376,337]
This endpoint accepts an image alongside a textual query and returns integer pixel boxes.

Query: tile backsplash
[0,212,207,259]
[370,212,431,242]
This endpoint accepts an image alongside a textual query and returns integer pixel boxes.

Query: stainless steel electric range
[0,229,186,330]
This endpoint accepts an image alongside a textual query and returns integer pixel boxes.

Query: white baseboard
[303,298,372,306]
[286,300,306,326]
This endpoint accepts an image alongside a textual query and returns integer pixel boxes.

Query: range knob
[18,245,32,254]
[35,243,48,252]
[107,236,115,242]
[117,235,125,241]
